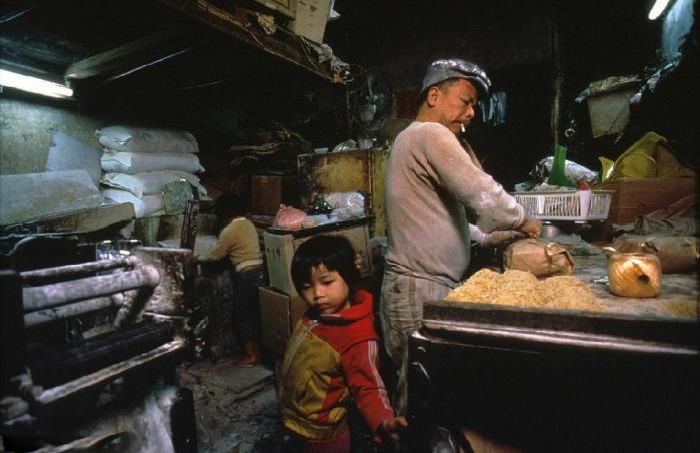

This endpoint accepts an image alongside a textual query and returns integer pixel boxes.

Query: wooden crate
[250,174,299,215]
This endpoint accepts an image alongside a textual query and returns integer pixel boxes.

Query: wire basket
[513,190,614,221]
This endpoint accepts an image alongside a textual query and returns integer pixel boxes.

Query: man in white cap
[380,58,541,416]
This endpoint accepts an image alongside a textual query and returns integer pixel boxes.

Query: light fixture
[648,0,671,20]
[0,69,73,99]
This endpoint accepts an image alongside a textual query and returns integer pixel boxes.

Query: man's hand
[518,215,542,239]
[354,251,364,272]
[470,223,525,247]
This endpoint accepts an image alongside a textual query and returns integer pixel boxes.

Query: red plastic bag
[272,204,306,230]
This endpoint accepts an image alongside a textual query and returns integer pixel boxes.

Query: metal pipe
[22,266,160,313]
[24,295,125,327]
[20,257,139,284]
[35,339,186,405]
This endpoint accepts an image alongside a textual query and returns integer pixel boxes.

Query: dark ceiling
[2,0,695,174]
[1,1,187,82]
[1,0,664,106]
[0,0,335,112]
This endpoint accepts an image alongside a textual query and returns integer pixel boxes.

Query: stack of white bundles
[97,126,207,217]
[101,171,208,199]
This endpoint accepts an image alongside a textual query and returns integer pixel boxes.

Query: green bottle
[547,145,574,187]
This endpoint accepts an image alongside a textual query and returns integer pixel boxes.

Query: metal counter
[407,254,699,452]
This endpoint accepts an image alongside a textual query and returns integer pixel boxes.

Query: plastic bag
[272,205,307,230]
[325,192,365,219]
[530,156,598,186]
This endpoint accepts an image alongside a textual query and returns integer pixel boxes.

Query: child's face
[300,263,351,315]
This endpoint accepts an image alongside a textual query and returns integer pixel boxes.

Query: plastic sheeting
[0,169,102,225]
[46,131,103,186]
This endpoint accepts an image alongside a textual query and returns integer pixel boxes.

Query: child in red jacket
[278,235,407,452]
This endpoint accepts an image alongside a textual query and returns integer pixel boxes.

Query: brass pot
[607,252,662,298]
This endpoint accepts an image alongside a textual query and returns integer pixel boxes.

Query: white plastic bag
[531,157,598,185]
[95,126,199,154]
[101,171,207,198]
[101,150,204,174]
[325,192,365,219]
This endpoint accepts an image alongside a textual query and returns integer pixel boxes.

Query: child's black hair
[291,235,361,297]
[214,193,245,232]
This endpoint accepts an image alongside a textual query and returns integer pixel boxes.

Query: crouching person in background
[278,235,407,452]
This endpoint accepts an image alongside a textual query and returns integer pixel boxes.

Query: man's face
[430,78,479,135]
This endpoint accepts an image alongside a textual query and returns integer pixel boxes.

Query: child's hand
[354,251,364,272]
[374,416,408,443]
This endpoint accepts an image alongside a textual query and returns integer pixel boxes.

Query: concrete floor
[178,358,282,453]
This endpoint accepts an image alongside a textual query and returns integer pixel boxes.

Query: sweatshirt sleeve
[199,222,235,261]
[469,223,488,245]
[340,340,395,434]
[422,123,524,232]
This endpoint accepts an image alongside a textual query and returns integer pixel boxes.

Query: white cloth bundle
[102,188,165,218]
[101,170,208,198]
[101,150,204,174]
[96,126,199,154]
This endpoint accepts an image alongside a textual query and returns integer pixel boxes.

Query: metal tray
[421,300,698,354]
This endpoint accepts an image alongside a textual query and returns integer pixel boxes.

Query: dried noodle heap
[446,269,602,312]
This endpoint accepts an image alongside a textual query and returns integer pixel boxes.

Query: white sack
[102,189,164,218]
[46,131,103,186]
[102,171,208,198]
[101,150,204,174]
[95,125,199,154]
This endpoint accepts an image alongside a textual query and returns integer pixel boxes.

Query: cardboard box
[289,0,333,43]
[251,174,299,215]
[258,286,307,357]
[252,0,296,18]
[596,177,697,225]
[263,221,372,296]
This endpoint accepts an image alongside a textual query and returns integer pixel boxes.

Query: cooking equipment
[539,221,563,239]
[407,300,699,453]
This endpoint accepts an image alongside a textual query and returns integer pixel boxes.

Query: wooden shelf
[157,0,348,84]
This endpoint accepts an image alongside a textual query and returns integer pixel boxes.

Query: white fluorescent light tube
[0,69,73,99]
[648,0,671,20]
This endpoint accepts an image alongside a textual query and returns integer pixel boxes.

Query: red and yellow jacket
[278,289,394,440]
